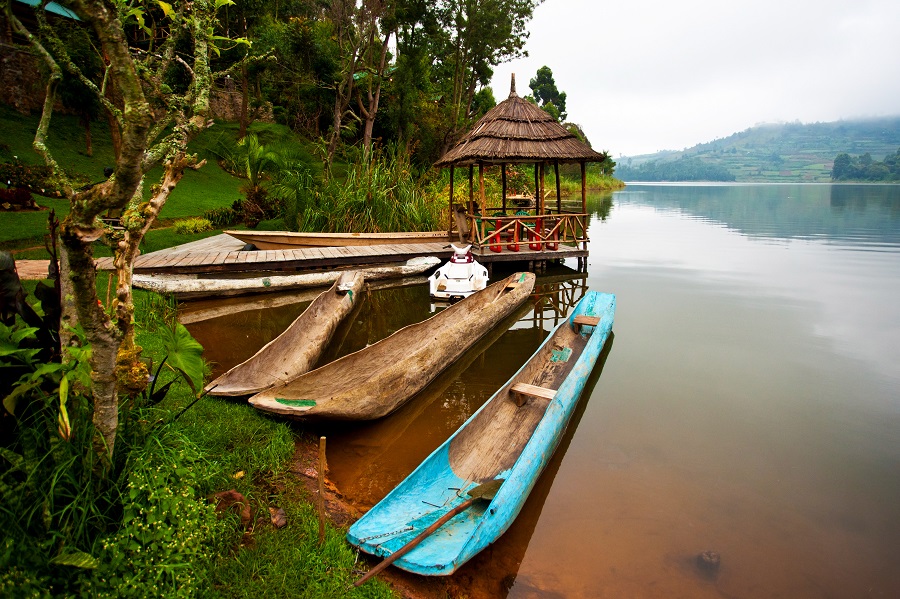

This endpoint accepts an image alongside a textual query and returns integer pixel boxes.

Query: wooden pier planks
[93,232,586,275]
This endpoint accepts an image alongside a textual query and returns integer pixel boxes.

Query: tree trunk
[60,223,121,466]
[106,108,121,160]
[239,62,249,139]
[327,91,344,167]
[83,113,93,157]
[57,244,79,349]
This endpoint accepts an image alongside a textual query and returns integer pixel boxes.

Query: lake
[189,183,900,598]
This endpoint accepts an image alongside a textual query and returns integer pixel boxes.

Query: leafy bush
[88,430,226,598]
[0,160,54,190]
[2,253,218,597]
[172,218,213,235]
[202,205,241,228]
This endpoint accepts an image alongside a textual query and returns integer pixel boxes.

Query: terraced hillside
[616,117,900,182]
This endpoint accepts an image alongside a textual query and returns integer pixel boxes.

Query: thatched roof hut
[435,76,606,167]
[435,74,605,223]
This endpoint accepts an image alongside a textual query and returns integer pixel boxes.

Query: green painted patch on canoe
[275,398,316,407]
[550,347,572,363]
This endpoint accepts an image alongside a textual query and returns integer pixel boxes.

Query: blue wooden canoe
[347,291,616,576]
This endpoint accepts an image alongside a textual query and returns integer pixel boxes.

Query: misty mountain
[615,117,900,182]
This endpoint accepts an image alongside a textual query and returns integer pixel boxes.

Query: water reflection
[186,183,900,597]
[452,335,615,599]
[615,183,900,247]
[318,275,592,507]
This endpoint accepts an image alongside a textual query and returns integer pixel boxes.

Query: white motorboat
[429,244,489,300]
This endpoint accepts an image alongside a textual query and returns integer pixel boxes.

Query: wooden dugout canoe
[346,291,615,576]
[224,229,450,250]
[248,271,537,420]
[204,271,365,397]
[132,257,439,300]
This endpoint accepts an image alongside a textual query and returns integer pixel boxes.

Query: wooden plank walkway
[94,233,587,275]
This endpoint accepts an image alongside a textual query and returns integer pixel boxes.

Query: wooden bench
[573,315,600,334]
[510,382,556,407]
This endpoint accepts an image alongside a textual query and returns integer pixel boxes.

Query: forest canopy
[614,157,736,182]
[831,149,900,181]
[207,0,542,167]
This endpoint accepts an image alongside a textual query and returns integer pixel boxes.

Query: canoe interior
[447,323,587,482]
[347,291,615,575]
[225,230,450,249]
[249,272,536,420]
[205,271,364,396]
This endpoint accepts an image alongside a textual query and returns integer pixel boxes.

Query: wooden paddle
[353,479,504,587]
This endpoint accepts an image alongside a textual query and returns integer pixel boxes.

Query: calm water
[188,183,900,598]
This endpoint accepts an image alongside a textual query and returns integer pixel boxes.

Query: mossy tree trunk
[6,0,225,467]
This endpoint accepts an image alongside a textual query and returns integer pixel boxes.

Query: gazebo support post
[554,160,561,214]
[448,165,455,235]
[468,165,474,214]
[533,163,539,207]
[539,162,545,215]
[478,162,486,213]
[501,163,507,214]
[581,162,588,249]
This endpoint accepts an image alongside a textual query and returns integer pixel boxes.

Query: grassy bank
[2,277,396,598]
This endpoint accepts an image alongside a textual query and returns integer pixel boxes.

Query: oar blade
[468,478,504,500]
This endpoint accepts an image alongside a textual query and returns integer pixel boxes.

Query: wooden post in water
[581,161,588,250]
[317,436,327,546]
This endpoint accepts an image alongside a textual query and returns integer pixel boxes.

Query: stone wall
[0,43,49,114]
[0,42,274,123]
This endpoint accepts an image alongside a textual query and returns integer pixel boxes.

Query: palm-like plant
[237,133,279,227]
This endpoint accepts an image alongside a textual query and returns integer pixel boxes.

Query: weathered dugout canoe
[225,230,450,250]
[132,257,439,300]
[346,291,615,575]
[248,272,537,420]
[204,271,365,397]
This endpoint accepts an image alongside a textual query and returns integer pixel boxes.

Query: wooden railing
[459,210,589,253]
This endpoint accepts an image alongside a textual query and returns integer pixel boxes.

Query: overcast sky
[490,0,900,157]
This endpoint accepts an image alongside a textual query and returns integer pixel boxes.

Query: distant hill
[615,117,900,182]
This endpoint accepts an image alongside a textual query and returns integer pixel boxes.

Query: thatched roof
[434,75,607,167]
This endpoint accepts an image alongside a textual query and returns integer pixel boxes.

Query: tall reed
[278,147,445,233]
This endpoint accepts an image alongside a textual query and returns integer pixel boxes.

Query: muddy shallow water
[189,184,900,598]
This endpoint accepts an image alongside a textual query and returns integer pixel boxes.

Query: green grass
[0,196,70,247]
[131,313,395,598]
[3,101,395,595]
[209,487,396,598]
[0,105,256,247]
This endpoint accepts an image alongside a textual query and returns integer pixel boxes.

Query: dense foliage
[831,148,900,181]
[207,0,542,167]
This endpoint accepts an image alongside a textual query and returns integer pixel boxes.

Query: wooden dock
[95,233,587,275]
